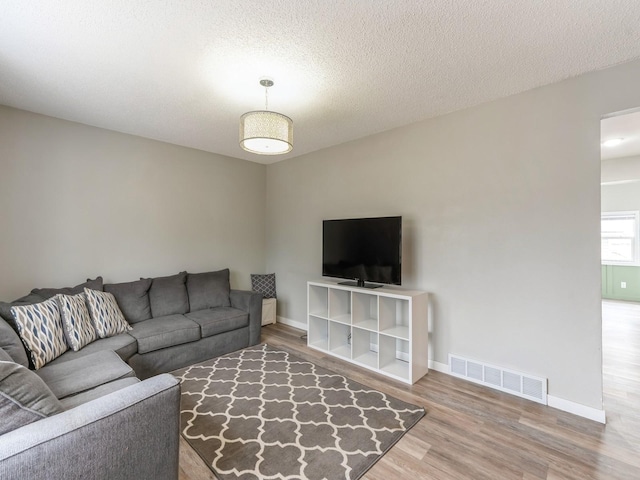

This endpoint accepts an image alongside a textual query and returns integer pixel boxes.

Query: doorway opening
[600,108,640,423]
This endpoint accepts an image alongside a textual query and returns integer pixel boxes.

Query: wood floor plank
[178,301,640,480]
[179,436,216,480]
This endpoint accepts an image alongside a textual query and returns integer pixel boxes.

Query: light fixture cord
[264,85,269,111]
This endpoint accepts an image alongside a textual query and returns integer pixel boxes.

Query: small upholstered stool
[261,297,276,326]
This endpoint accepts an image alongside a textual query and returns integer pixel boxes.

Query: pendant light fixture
[239,78,293,155]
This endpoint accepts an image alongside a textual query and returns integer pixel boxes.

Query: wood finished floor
[179,300,640,479]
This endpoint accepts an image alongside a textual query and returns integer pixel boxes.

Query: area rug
[172,344,425,480]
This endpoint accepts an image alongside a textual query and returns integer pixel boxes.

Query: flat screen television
[322,216,402,288]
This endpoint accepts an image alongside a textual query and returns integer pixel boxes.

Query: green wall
[602,265,640,301]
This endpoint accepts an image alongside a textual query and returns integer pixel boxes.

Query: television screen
[322,216,402,287]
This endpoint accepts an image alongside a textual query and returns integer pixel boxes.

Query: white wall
[602,156,640,211]
[602,154,640,185]
[0,106,266,299]
[266,58,640,410]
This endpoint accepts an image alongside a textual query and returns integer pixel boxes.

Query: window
[601,211,640,266]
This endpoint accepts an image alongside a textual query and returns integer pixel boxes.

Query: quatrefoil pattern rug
[173,344,425,480]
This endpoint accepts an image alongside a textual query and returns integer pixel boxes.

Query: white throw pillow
[11,298,68,369]
[55,293,97,351]
[84,288,131,338]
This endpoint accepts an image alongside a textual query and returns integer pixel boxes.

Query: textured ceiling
[2,1,640,165]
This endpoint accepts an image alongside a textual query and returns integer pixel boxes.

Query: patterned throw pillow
[84,288,131,338]
[251,273,277,299]
[55,293,97,351]
[10,298,68,369]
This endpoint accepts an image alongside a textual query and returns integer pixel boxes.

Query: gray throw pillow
[0,348,13,362]
[146,272,189,317]
[31,276,104,300]
[251,273,277,299]
[104,279,152,324]
[187,269,231,311]
[0,316,30,368]
[0,359,65,435]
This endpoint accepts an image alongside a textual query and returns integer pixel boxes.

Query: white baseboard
[547,395,606,424]
[428,359,449,373]
[276,316,308,331]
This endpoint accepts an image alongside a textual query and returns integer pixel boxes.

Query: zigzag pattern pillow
[55,293,97,351]
[251,273,277,299]
[10,298,68,369]
[84,288,131,338]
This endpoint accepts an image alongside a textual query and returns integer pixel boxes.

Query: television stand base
[338,280,383,289]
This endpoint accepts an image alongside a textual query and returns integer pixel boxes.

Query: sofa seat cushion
[0,359,64,435]
[47,333,138,365]
[60,377,140,409]
[186,307,249,338]
[128,315,200,354]
[36,350,136,399]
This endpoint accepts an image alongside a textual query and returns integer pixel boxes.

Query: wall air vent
[448,354,547,405]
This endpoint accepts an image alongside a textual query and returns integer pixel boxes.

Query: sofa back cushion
[104,279,152,324]
[0,292,45,322]
[31,276,104,300]
[146,272,189,317]
[0,359,65,435]
[187,269,231,311]
[0,316,30,367]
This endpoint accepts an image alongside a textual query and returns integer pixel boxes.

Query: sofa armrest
[0,373,180,480]
[230,289,263,345]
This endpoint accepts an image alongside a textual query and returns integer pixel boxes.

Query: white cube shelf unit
[307,280,429,384]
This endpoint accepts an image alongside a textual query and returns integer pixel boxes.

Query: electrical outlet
[621,282,627,289]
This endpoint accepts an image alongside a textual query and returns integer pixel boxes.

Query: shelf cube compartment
[379,335,410,381]
[308,285,329,318]
[329,321,352,359]
[379,296,410,339]
[308,316,329,350]
[329,288,351,324]
[352,327,378,369]
[352,292,378,331]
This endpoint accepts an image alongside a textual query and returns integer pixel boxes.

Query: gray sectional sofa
[0,268,263,480]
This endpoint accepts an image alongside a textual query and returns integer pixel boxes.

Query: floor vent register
[449,354,547,405]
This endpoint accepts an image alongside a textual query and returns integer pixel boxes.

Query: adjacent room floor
[179,302,640,480]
